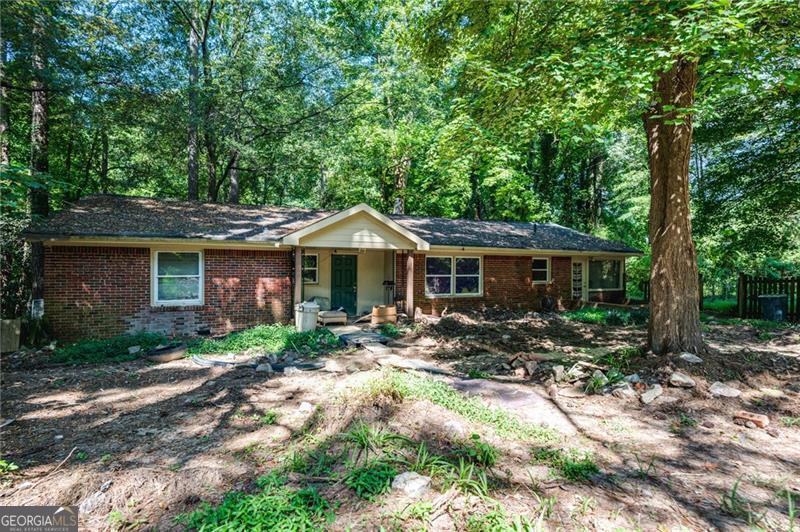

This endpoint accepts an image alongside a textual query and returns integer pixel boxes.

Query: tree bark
[643,58,703,355]
[187,6,200,200]
[0,34,9,166]
[29,12,50,307]
[227,150,240,203]
[392,154,410,214]
[100,128,109,193]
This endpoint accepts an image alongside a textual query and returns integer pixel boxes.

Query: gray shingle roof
[25,194,641,254]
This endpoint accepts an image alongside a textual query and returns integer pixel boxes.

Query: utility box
[758,294,787,322]
[295,301,320,332]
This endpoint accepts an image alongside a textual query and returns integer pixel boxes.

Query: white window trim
[531,257,550,285]
[424,255,483,298]
[151,250,204,306]
[588,258,624,292]
[302,253,319,285]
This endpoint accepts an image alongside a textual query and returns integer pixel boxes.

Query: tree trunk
[29,12,50,310]
[206,137,218,201]
[100,128,109,193]
[228,150,240,203]
[187,8,200,200]
[643,58,703,355]
[392,154,410,214]
[0,34,9,166]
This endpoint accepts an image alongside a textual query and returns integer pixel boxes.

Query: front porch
[285,204,430,319]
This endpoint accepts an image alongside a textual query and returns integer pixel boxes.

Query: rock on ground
[679,352,704,364]
[640,384,663,404]
[709,382,742,398]
[669,371,696,388]
[391,471,431,498]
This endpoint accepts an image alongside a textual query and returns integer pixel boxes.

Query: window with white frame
[425,256,481,296]
[531,258,550,284]
[302,254,318,284]
[153,251,203,305]
[588,259,622,290]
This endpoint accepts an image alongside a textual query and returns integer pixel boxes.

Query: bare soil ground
[1,311,799,531]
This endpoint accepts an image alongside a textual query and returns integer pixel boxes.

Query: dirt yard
[1,311,799,530]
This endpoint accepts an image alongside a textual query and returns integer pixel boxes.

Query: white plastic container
[295,301,319,332]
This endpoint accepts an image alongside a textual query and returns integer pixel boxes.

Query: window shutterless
[153,251,203,305]
[588,259,622,290]
[302,254,319,284]
[532,258,550,284]
[425,256,481,296]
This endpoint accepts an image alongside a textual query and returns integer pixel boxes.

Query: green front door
[331,254,357,315]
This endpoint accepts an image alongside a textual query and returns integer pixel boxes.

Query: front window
[154,251,203,305]
[425,256,481,296]
[532,258,550,284]
[302,254,318,284]
[589,259,622,290]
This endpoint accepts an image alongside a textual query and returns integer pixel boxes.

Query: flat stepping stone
[339,331,391,346]
[363,342,393,355]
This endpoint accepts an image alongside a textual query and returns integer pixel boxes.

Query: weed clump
[176,472,333,530]
[532,447,599,481]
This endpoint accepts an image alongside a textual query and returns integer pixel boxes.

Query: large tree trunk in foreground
[643,58,703,355]
[29,12,50,316]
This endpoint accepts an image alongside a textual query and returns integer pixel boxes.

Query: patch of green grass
[341,421,411,463]
[781,417,800,427]
[404,442,452,478]
[448,459,490,497]
[563,307,648,327]
[465,505,540,531]
[259,411,278,426]
[51,332,169,365]
[455,434,499,467]
[187,324,338,357]
[368,370,558,444]
[467,368,491,379]
[720,478,766,525]
[703,298,737,316]
[177,472,333,530]
[377,323,400,338]
[76,451,88,462]
[344,460,397,500]
[595,346,643,373]
[532,447,599,482]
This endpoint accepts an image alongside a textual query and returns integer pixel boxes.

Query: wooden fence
[638,275,703,310]
[737,273,799,322]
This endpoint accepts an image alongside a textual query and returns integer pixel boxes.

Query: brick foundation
[44,246,292,341]
[395,253,576,315]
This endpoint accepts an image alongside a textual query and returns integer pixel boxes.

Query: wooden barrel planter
[371,305,397,325]
[145,343,188,363]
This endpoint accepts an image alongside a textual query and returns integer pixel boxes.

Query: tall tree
[417,0,800,353]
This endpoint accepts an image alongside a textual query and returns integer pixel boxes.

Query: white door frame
[571,258,589,301]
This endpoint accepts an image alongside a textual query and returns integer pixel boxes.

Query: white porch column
[406,251,415,321]
[294,247,302,310]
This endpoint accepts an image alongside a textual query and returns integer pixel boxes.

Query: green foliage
[51,332,169,365]
[455,434,499,468]
[368,370,558,444]
[341,421,411,464]
[344,460,397,501]
[703,298,737,316]
[467,368,490,379]
[595,346,642,374]
[177,473,333,531]
[377,323,400,338]
[405,442,452,478]
[781,417,800,428]
[563,307,648,327]
[447,459,490,498]
[532,448,599,482]
[0,459,20,477]
[187,325,338,357]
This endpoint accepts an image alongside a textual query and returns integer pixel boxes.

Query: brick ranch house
[24,195,642,341]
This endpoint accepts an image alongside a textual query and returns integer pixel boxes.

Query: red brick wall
[44,246,292,341]
[395,253,574,315]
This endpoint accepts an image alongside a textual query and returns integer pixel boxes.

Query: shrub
[51,332,169,365]
[176,473,333,530]
[378,323,400,338]
[455,434,499,468]
[563,307,647,327]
